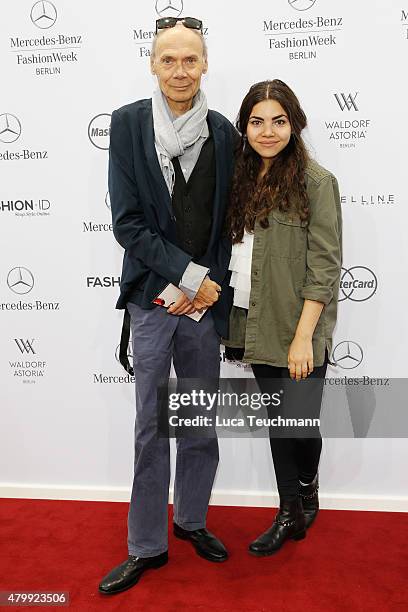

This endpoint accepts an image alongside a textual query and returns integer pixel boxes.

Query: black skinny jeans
[252,352,328,501]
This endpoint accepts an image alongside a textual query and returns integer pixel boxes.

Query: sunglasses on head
[155,17,203,35]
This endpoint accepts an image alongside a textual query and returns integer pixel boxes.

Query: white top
[229,230,254,309]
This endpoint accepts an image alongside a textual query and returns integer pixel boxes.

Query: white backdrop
[1,0,407,511]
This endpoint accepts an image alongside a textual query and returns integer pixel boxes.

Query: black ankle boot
[300,476,319,528]
[249,497,306,556]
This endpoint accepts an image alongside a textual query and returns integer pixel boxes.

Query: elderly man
[99,17,236,594]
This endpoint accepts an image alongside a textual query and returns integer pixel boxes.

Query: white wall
[1,0,407,511]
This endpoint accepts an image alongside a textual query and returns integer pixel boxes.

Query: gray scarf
[152,88,208,194]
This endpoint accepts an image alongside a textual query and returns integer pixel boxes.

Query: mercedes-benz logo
[288,0,317,11]
[331,341,364,370]
[0,113,22,144]
[115,342,133,367]
[339,266,378,302]
[7,267,35,295]
[155,0,184,18]
[105,191,111,209]
[30,1,57,29]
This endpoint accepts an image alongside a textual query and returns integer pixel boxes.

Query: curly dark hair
[227,79,310,243]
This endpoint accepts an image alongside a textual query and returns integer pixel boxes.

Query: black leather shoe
[98,552,168,595]
[173,523,228,562]
[249,498,306,556]
[300,475,319,528]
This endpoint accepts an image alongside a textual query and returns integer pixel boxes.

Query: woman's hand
[288,334,314,381]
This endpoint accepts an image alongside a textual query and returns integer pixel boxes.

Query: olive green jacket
[223,159,342,367]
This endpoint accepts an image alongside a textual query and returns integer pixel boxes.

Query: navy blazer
[109,98,236,338]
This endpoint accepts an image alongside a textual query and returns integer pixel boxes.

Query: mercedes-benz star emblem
[155,0,184,18]
[0,113,22,144]
[7,267,35,295]
[115,342,133,366]
[288,0,317,11]
[105,191,111,209]
[331,341,364,370]
[30,1,58,29]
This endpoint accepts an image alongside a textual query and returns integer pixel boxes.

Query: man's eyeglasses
[155,17,203,35]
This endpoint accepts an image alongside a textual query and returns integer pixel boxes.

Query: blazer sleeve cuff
[178,262,209,301]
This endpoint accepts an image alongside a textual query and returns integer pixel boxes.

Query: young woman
[225,80,342,555]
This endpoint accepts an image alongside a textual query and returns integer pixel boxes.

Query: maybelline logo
[93,342,135,384]
[0,198,51,217]
[88,114,111,150]
[339,267,377,302]
[9,1,83,77]
[341,194,395,207]
[0,113,48,163]
[324,93,371,149]
[263,6,343,61]
[331,341,364,370]
[401,9,408,39]
[10,338,46,383]
[1,267,60,311]
[86,276,120,288]
[133,0,208,58]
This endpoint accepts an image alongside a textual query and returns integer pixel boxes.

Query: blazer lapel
[140,102,173,216]
[207,111,227,246]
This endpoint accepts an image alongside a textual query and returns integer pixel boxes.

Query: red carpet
[1,499,407,611]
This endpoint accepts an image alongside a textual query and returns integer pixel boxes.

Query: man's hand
[194,278,221,307]
[167,292,196,316]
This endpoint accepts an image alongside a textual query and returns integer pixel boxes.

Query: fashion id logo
[0,197,51,217]
[263,4,343,61]
[9,2,83,77]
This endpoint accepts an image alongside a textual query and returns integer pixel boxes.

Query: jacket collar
[140,99,227,220]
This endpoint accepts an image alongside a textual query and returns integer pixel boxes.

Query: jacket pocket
[267,210,307,260]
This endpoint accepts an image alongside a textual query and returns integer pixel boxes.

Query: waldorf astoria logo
[262,7,344,61]
[9,2,83,77]
[324,92,371,149]
[9,338,47,384]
